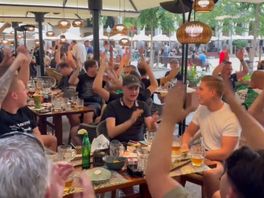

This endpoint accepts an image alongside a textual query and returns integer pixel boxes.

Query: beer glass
[190,144,205,167]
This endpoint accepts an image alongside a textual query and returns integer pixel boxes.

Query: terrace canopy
[0,0,168,74]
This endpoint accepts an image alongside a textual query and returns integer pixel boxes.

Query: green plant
[187,67,203,87]
[232,40,248,49]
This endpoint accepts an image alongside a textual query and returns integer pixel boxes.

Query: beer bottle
[82,134,91,169]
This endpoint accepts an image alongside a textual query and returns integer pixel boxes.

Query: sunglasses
[0,132,45,152]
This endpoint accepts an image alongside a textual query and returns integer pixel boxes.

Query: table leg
[38,116,47,135]
[53,115,63,145]
[139,183,151,198]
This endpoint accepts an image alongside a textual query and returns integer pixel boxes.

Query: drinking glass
[190,144,205,167]
[144,131,155,145]
[136,147,150,174]
[77,98,84,109]
[58,145,76,162]
[110,140,125,157]
[172,136,181,156]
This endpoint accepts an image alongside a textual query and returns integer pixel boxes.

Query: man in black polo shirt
[102,74,156,142]
[69,60,102,124]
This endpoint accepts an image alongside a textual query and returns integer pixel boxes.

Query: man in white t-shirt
[72,40,87,66]
[181,75,241,198]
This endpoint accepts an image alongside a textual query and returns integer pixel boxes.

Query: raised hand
[236,48,244,61]
[162,82,188,123]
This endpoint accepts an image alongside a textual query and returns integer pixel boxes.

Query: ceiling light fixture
[177,21,212,44]
[46,31,55,37]
[119,38,130,46]
[193,0,215,12]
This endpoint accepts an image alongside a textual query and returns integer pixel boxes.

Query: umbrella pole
[89,0,102,63]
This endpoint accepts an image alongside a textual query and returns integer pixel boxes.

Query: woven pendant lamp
[119,38,130,46]
[177,21,212,44]
[193,0,215,12]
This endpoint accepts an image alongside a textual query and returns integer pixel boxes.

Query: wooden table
[63,156,214,198]
[31,106,94,145]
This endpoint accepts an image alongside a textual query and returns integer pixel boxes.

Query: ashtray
[127,164,144,177]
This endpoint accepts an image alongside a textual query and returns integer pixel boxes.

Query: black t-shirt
[102,99,151,142]
[58,71,73,91]
[0,107,37,136]
[76,73,102,104]
[230,73,238,90]
[165,71,183,81]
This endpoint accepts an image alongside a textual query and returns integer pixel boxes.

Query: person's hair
[225,146,264,198]
[57,62,70,69]
[257,60,264,70]
[84,60,97,71]
[201,75,224,97]
[250,70,264,89]
[0,135,49,198]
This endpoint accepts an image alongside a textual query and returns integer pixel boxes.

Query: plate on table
[86,167,111,185]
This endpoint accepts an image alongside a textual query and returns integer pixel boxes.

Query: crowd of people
[0,39,264,198]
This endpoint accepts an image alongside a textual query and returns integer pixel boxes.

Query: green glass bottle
[82,134,91,169]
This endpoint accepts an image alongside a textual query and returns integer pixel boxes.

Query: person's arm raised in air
[138,49,158,94]
[222,66,264,150]
[248,90,264,126]
[118,48,131,75]
[92,53,111,102]
[55,41,61,64]
[0,50,29,108]
[68,60,81,86]
[212,63,224,77]
[235,48,248,80]
[159,67,180,86]
[146,83,190,198]
[16,46,31,85]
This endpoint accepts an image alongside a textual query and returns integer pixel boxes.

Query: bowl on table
[103,155,127,171]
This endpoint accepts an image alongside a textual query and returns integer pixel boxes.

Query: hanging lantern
[111,24,128,36]
[60,35,67,43]
[119,38,131,46]
[2,40,9,45]
[58,19,71,29]
[35,40,40,45]
[177,21,212,44]
[46,31,55,37]
[193,0,215,12]
[26,25,35,32]
[72,19,84,27]
[17,35,23,39]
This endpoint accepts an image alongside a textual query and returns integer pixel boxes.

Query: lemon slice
[94,169,102,175]
[77,129,88,135]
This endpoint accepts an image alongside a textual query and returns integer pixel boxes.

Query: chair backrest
[96,120,109,139]
[78,123,97,143]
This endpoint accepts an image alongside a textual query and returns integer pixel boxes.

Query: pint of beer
[172,136,181,156]
[191,154,204,167]
[190,144,205,167]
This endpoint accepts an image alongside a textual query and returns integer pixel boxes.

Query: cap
[123,74,141,87]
